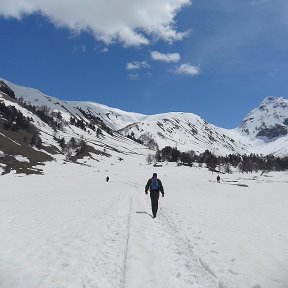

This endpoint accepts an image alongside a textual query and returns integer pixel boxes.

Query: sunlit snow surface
[1,156,287,288]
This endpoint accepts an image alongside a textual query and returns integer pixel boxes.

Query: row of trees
[55,136,87,159]
[127,131,144,145]
[127,132,159,150]
[148,146,288,172]
[76,107,114,136]
[70,116,105,138]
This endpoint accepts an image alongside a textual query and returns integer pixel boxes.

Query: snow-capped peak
[239,96,288,141]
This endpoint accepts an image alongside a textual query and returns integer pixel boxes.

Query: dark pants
[150,191,160,216]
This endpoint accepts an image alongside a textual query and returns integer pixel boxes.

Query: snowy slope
[0,78,151,174]
[0,89,147,159]
[119,112,249,155]
[1,79,88,123]
[70,101,147,130]
[1,79,146,130]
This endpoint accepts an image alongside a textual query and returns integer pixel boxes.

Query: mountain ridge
[1,77,288,175]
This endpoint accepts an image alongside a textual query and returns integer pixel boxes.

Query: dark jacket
[145,177,164,195]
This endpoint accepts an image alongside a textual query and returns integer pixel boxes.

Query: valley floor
[0,159,288,288]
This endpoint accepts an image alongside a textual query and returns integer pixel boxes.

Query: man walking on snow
[145,173,164,218]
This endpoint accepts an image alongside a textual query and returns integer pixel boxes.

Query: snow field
[0,160,288,288]
[162,167,288,288]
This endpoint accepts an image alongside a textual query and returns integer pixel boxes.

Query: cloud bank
[0,0,191,46]
[150,51,181,63]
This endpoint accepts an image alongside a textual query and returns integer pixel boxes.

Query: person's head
[152,173,157,178]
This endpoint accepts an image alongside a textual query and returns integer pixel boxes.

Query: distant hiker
[145,173,164,218]
[217,175,220,183]
[106,176,109,182]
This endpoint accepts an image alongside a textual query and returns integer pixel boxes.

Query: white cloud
[176,63,200,76]
[150,51,181,63]
[0,0,191,46]
[126,61,150,70]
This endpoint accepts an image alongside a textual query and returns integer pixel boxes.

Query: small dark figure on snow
[145,173,164,218]
[217,175,220,183]
[106,176,109,182]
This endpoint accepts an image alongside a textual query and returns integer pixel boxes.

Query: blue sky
[1,0,288,128]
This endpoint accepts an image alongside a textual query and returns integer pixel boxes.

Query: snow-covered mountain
[233,96,288,157]
[239,96,288,141]
[118,113,249,155]
[69,94,288,157]
[70,101,147,131]
[1,77,288,175]
[1,78,250,157]
[0,79,151,174]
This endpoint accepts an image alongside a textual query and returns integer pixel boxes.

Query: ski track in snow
[153,209,218,287]
[121,179,218,288]
[76,191,132,288]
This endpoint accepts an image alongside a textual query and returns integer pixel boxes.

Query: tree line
[54,136,88,159]
[149,146,288,172]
